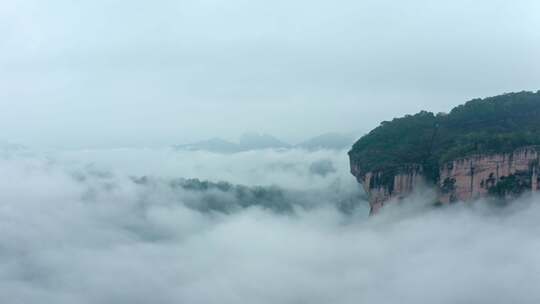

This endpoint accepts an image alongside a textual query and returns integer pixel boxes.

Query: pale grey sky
[1,0,539,148]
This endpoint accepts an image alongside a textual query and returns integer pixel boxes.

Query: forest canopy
[349,91,540,182]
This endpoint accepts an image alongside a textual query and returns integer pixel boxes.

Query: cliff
[350,163,426,214]
[438,147,539,203]
[348,91,540,214]
[351,147,540,214]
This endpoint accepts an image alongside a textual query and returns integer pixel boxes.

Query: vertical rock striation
[438,147,539,203]
[350,147,540,214]
[351,162,426,214]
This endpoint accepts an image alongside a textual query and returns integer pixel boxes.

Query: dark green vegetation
[132,177,365,214]
[349,91,540,187]
[487,172,532,198]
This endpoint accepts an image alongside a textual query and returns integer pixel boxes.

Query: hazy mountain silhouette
[296,133,355,150]
[175,133,289,153]
[238,133,290,150]
[174,138,242,153]
[175,132,354,153]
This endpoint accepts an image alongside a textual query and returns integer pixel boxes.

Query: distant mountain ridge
[238,133,290,150]
[175,133,353,153]
[296,133,355,150]
[175,138,243,153]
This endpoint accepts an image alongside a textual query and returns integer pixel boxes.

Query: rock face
[438,147,540,203]
[351,163,426,214]
[350,146,540,214]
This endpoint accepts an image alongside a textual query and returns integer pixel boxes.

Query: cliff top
[348,91,540,183]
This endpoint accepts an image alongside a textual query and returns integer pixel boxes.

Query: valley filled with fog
[2,146,540,303]
[2,0,539,302]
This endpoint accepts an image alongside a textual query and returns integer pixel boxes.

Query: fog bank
[1,148,539,303]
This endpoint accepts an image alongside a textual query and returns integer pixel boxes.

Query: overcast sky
[1,0,539,148]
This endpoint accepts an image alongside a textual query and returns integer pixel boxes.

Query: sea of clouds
[1,146,540,303]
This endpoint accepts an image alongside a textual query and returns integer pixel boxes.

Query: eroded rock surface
[438,147,539,203]
[350,147,540,214]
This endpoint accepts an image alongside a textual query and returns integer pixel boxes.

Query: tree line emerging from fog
[131,176,364,214]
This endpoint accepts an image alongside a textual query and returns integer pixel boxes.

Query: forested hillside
[349,91,540,184]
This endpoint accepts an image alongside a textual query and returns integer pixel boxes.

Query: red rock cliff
[439,147,539,203]
[350,146,540,214]
[350,162,426,214]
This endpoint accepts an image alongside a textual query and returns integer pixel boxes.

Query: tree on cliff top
[349,90,540,184]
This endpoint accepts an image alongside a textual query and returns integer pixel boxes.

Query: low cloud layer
[1,148,540,303]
